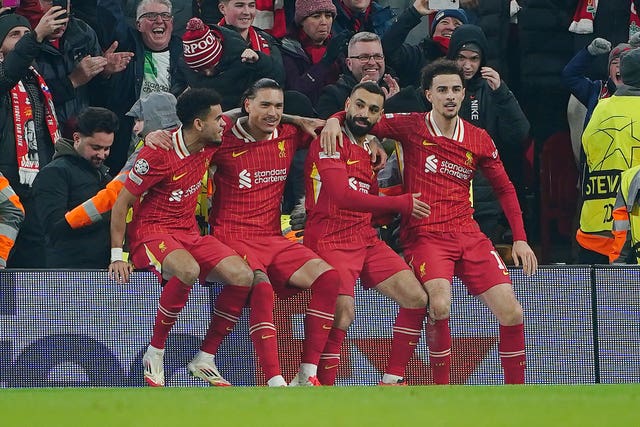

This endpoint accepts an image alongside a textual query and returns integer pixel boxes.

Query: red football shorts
[130,232,239,284]
[221,235,322,298]
[403,231,511,295]
[317,240,411,297]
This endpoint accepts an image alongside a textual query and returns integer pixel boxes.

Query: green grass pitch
[2,384,638,426]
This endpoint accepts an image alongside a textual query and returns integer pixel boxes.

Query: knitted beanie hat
[182,17,223,70]
[430,9,468,37]
[294,0,337,25]
[609,43,632,68]
[0,13,30,46]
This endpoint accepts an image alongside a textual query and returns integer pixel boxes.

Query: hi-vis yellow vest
[580,95,640,234]
[611,165,640,263]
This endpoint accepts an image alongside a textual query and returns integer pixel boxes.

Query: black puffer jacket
[518,0,575,142]
[32,139,112,268]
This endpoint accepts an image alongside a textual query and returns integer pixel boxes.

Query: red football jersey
[209,117,312,240]
[304,131,380,250]
[124,128,216,245]
[371,111,526,243]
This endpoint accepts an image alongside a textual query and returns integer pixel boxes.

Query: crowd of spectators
[1,0,640,268]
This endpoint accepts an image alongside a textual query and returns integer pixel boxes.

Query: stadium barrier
[0,266,638,387]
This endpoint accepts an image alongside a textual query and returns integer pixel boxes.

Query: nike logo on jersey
[409,341,418,346]
[322,324,332,330]
[324,364,340,370]
[161,320,174,325]
[232,150,249,158]
[346,159,360,165]
[261,334,275,340]
[422,140,437,146]
[172,172,188,181]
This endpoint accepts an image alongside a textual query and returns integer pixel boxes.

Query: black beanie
[0,14,31,45]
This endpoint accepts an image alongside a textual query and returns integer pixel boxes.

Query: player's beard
[346,115,373,137]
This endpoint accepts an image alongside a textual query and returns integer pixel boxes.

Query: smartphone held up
[429,0,460,10]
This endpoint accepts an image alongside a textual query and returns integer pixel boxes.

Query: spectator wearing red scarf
[280,0,350,103]
[217,0,285,84]
[332,0,395,38]
[382,0,467,87]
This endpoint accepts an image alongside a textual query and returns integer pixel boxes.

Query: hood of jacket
[53,138,78,159]
[446,24,489,71]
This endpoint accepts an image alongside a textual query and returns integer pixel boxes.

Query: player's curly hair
[420,58,465,91]
[176,88,222,129]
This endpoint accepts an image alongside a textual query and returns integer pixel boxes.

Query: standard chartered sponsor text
[254,168,287,184]
[440,160,471,180]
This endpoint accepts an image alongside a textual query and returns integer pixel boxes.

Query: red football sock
[248,281,281,381]
[427,317,451,385]
[200,284,251,354]
[385,307,427,377]
[317,326,347,385]
[150,276,192,349]
[301,269,340,365]
[499,323,526,384]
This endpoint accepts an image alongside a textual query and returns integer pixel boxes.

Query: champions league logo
[134,159,150,176]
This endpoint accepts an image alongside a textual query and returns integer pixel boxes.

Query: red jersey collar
[425,112,465,142]
[172,127,191,159]
[231,117,280,142]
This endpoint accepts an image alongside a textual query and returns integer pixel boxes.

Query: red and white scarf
[219,18,272,54]
[570,0,640,38]
[254,0,286,39]
[339,0,371,32]
[11,67,59,186]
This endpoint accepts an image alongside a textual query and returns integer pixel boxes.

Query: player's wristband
[110,248,124,263]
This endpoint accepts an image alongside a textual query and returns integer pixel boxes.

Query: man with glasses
[317,31,399,119]
[96,0,187,173]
